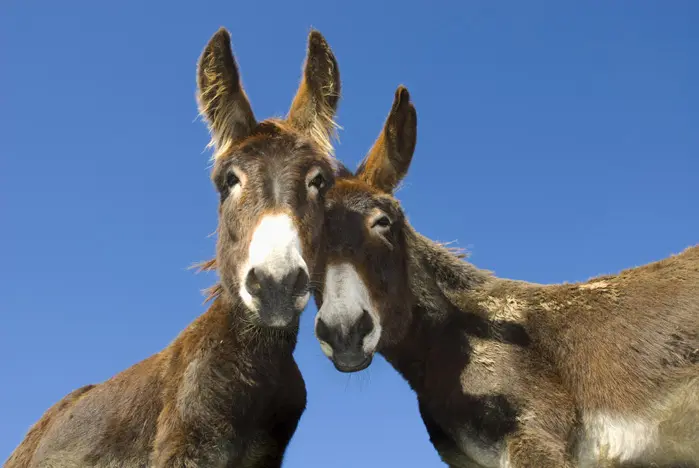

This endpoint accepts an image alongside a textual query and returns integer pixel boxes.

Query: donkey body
[6,301,307,467]
[6,27,341,468]
[314,87,699,467]
[393,233,699,468]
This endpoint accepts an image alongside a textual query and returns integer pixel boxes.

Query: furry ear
[196,27,257,157]
[357,86,417,193]
[286,30,341,155]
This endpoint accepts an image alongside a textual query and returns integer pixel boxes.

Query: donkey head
[198,28,340,328]
[314,86,417,371]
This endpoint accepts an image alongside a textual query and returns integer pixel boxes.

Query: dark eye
[225,172,240,188]
[308,173,326,191]
[373,216,392,228]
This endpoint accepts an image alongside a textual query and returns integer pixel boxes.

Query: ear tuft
[287,29,341,156]
[306,30,341,112]
[196,27,257,157]
[394,86,410,110]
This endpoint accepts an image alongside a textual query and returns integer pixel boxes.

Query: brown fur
[314,87,699,467]
[6,27,342,468]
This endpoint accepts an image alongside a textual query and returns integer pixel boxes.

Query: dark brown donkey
[6,27,341,468]
[313,87,699,467]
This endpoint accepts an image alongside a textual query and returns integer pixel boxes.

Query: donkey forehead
[325,192,402,251]
[327,182,400,215]
[216,121,332,164]
[218,141,333,181]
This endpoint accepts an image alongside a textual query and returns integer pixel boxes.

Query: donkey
[313,86,699,467]
[6,27,341,468]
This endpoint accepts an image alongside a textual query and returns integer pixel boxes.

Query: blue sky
[1,1,696,466]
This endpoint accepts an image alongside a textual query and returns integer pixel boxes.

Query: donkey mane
[402,226,494,320]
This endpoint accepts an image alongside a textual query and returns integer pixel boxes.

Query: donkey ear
[197,27,257,155]
[286,30,341,155]
[357,86,417,193]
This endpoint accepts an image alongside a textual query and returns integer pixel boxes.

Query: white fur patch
[240,213,307,310]
[295,291,311,312]
[579,281,610,290]
[578,413,657,465]
[317,263,381,354]
[499,453,513,468]
[451,430,503,467]
[319,340,334,358]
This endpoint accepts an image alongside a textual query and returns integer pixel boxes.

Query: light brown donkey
[6,27,341,468]
[313,87,699,467]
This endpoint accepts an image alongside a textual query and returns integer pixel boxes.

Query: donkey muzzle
[246,266,310,327]
[315,309,375,372]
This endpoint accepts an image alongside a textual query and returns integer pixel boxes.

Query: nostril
[315,317,332,343]
[245,268,262,296]
[293,268,310,295]
[356,309,374,337]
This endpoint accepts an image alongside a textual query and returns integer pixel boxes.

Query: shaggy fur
[314,87,699,467]
[6,27,342,468]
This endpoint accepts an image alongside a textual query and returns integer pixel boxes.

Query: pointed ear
[197,27,257,156]
[286,30,341,155]
[357,86,417,193]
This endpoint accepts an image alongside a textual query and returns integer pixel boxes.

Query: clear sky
[1,1,696,466]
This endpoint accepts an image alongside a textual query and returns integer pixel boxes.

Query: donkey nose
[316,310,375,373]
[245,268,263,295]
[290,267,310,296]
[246,266,309,293]
[244,267,310,313]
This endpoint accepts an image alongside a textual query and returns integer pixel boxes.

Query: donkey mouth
[258,311,302,329]
[332,354,373,373]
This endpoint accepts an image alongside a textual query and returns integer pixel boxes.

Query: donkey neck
[381,226,529,394]
[180,288,299,365]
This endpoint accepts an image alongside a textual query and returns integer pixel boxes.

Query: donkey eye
[373,216,392,229]
[225,172,240,188]
[308,173,326,191]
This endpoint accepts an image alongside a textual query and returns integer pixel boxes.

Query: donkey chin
[315,305,381,373]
